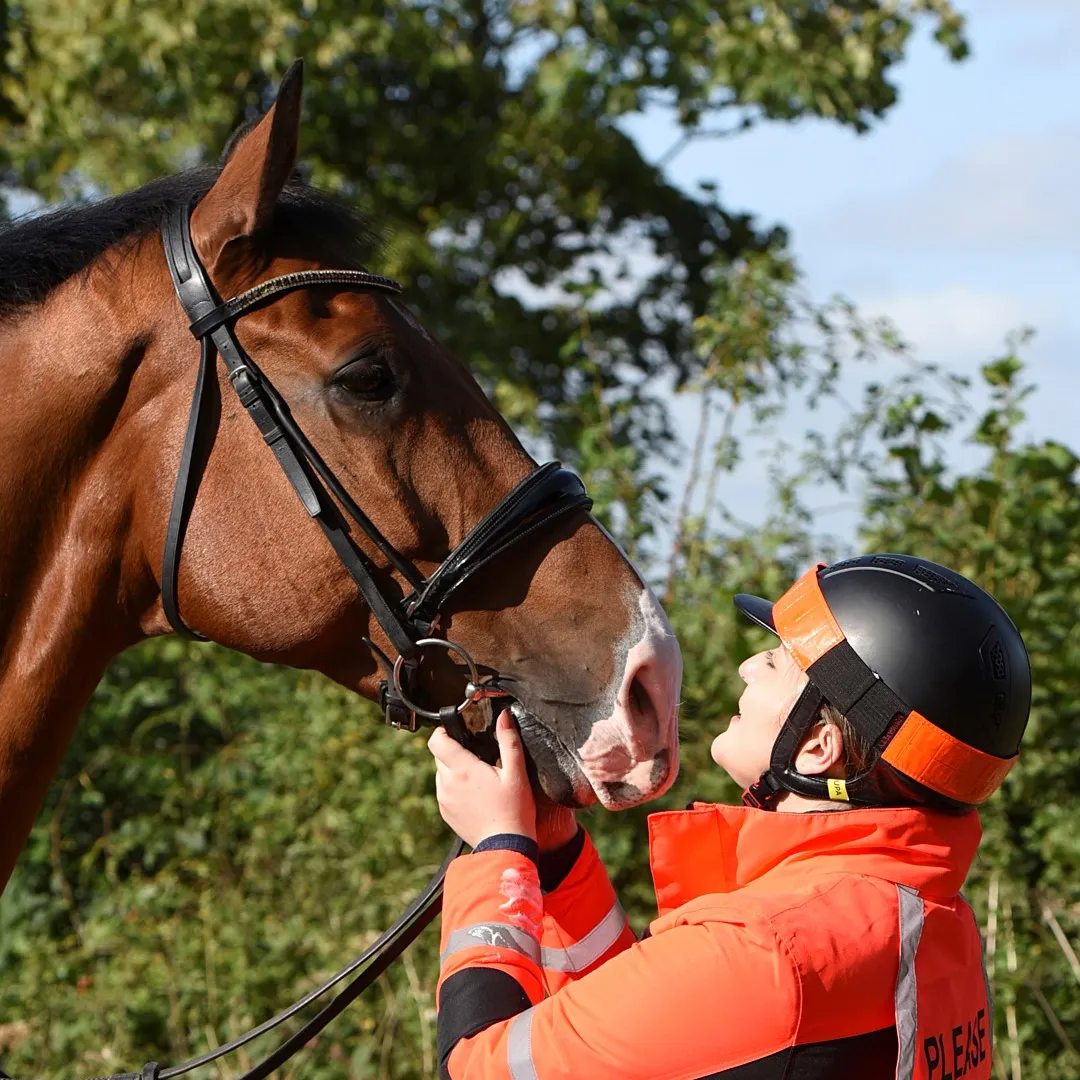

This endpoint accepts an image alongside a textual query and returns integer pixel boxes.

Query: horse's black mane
[0,167,381,320]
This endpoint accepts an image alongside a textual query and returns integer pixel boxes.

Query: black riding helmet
[733,554,1031,812]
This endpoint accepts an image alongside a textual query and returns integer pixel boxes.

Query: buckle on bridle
[379,679,422,732]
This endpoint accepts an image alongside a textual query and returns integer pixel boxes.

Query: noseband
[3,209,594,1080]
[160,204,592,735]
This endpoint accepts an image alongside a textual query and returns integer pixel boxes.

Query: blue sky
[619,0,1080,553]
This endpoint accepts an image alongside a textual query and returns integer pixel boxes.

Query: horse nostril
[627,669,660,743]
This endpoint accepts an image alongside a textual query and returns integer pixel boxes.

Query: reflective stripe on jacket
[436,803,993,1080]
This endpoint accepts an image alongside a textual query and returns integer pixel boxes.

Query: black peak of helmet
[817,554,1030,759]
[733,593,776,634]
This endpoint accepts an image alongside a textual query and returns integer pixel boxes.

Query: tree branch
[656,117,754,170]
[664,390,712,602]
[1041,901,1080,986]
[49,777,83,947]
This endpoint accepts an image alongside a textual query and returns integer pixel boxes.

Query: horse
[0,60,682,897]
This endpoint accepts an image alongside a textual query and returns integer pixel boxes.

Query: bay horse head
[0,62,682,892]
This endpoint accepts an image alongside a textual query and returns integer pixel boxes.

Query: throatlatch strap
[160,337,214,641]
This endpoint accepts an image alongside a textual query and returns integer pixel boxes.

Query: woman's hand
[428,709,537,848]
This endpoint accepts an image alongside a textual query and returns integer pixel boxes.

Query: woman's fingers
[427,726,477,767]
[429,710,529,802]
[493,709,528,776]
[430,711,526,776]
[428,709,538,847]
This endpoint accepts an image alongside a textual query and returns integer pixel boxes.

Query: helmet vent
[988,640,1007,680]
[870,555,906,571]
[910,563,963,593]
[980,628,1010,683]
[992,692,1007,728]
[831,557,865,571]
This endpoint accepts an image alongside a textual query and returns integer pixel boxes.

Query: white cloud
[854,284,1079,448]
[859,285,1052,366]
[819,128,1080,255]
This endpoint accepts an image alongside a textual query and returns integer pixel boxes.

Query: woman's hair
[818,701,968,812]
[820,702,875,778]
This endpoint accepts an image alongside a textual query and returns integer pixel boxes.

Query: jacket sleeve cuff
[538,825,585,893]
[472,833,539,866]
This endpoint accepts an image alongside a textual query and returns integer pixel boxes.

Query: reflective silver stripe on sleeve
[541,900,628,973]
[895,884,926,1080]
[440,923,541,966]
[507,1007,539,1080]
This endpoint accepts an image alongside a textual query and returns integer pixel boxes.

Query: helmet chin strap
[743,684,827,809]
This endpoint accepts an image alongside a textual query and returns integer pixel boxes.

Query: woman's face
[711,645,809,789]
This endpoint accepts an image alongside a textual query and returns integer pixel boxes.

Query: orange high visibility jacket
[436,803,994,1079]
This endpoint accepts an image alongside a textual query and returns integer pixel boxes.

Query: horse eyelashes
[335,360,396,400]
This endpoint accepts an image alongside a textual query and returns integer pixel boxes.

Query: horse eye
[335,359,396,401]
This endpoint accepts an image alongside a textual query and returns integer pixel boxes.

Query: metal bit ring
[392,637,486,721]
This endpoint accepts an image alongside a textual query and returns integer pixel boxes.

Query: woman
[428,554,1029,1079]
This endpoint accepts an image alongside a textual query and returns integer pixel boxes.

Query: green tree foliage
[855,345,1080,1079]
[7,3,1078,1078]
[0,0,965,535]
[0,642,452,1079]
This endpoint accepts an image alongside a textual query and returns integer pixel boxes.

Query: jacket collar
[647,801,982,917]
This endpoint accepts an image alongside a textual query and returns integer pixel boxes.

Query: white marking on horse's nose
[619,588,681,756]
[577,587,682,803]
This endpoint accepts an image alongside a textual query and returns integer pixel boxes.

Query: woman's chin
[710,729,730,767]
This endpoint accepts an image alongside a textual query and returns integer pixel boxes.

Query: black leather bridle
[3,206,592,1080]
[159,203,592,735]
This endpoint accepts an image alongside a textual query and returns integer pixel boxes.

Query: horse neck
[0,260,157,892]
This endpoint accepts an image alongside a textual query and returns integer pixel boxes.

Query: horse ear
[190,59,304,273]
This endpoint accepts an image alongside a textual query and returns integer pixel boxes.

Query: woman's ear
[793,720,846,778]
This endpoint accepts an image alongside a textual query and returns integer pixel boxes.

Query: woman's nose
[738,651,766,682]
